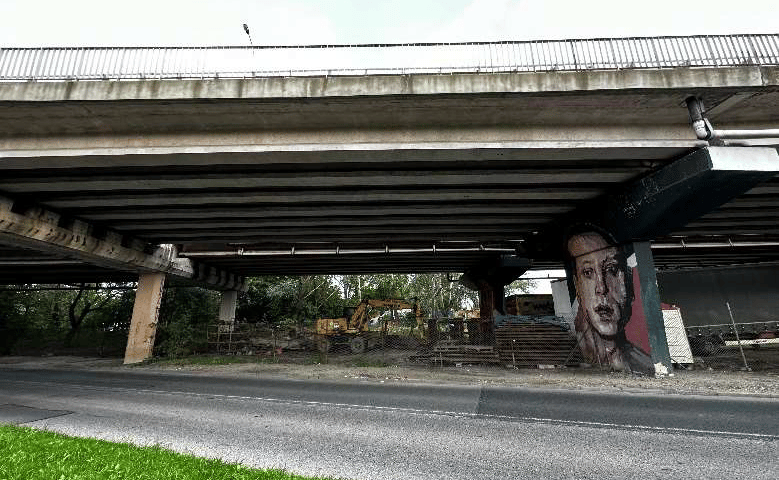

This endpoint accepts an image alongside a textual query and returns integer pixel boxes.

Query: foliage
[407,273,479,318]
[337,274,412,303]
[0,274,537,357]
[154,287,219,357]
[506,278,536,296]
[237,276,344,329]
[333,273,533,319]
[0,425,335,480]
[0,289,29,354]
[0,284,133,355]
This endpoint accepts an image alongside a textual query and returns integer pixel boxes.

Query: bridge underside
[1,66,779,284]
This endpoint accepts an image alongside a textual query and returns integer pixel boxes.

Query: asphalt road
[0,368,777,479]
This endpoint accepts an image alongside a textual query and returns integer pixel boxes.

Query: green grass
[0,425,338,480]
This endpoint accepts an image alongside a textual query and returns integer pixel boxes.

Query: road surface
[0,368,776,479]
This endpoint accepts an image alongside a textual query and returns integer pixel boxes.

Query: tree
[409,273,478,319]
[58,284,119,347]
[506,278,536,296]
[155,286,219,357]
[337,274,412,304]
[0,283,132,354]
[237,275,344,330]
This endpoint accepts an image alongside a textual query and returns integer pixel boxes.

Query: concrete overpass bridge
[2,34,779,368]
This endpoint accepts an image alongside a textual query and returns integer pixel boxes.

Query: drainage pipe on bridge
[686,96,779,142]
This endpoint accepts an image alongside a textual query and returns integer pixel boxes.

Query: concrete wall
[657,265,779,327]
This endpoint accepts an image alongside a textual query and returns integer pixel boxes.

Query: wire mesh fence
[207,307,586,370]
[2,34,778,81]
[682,302,779,372]
[205,298,779,374]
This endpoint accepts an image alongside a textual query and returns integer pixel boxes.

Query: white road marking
[2,378,777,440]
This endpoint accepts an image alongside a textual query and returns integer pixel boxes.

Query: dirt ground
[1,354,777,398]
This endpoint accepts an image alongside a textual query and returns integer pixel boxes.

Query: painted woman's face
[568,232,627,338]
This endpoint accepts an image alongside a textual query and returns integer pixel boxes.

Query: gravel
[2,354,777,398]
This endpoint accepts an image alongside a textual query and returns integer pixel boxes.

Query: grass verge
[0,425,337,480]
[141,355,268,367]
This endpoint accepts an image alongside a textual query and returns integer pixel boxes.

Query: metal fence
[684,302,779,371]
[207,313,585,370]
[2,34,778,81]
[205,304,779,372]
[208,318,431,366]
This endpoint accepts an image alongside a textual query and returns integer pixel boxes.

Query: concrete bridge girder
[0,194,245,291]
[0,65,773,102]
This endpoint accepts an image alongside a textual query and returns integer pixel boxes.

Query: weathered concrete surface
[123,272,166,364]
[0,126,703,152]
[1,66,777,141]
[1,66,776,102]
[0,194,243,290]
[0,195,183,274]
[218,290,238,325]
[0,65,776,281]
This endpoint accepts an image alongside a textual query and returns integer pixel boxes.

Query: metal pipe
[685,96,712,140]
[710,129,779,139]
[651,239,779,249]
[179,245,518,258]
[181,238,778,258]
[0,260,85,265]
[0,285,137,291]
[686,96,779,141]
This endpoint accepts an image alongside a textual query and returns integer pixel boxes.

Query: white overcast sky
[0,0,775,46]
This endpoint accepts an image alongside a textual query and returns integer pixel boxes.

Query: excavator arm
[349,298,421,332]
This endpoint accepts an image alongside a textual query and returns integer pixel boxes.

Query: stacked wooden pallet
[412,341,501,364]
[495,322,583,367]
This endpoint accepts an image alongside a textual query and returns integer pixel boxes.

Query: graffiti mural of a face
[565,226,652,374]
[568,232,629,338]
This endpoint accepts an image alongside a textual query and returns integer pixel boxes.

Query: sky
[0,0,775,47]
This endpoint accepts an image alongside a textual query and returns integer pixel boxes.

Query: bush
[154,287,219,358]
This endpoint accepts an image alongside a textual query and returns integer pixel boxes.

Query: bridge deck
[1,36,778,283]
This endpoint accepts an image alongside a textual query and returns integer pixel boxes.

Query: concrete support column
[219,290,238,327]
[123,272,166,365]
[460,257,530,343]
[630,241,673,374]
[478,280,505,319]
[477,280,505,344]
[565,230,673,375]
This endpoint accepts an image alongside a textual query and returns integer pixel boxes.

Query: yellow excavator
[313,298,422,353]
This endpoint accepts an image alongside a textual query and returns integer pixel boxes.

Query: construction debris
[494,315,583,367]
[411,340,501,365]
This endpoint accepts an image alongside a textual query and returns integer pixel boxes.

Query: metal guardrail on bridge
[1,34,778,81]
